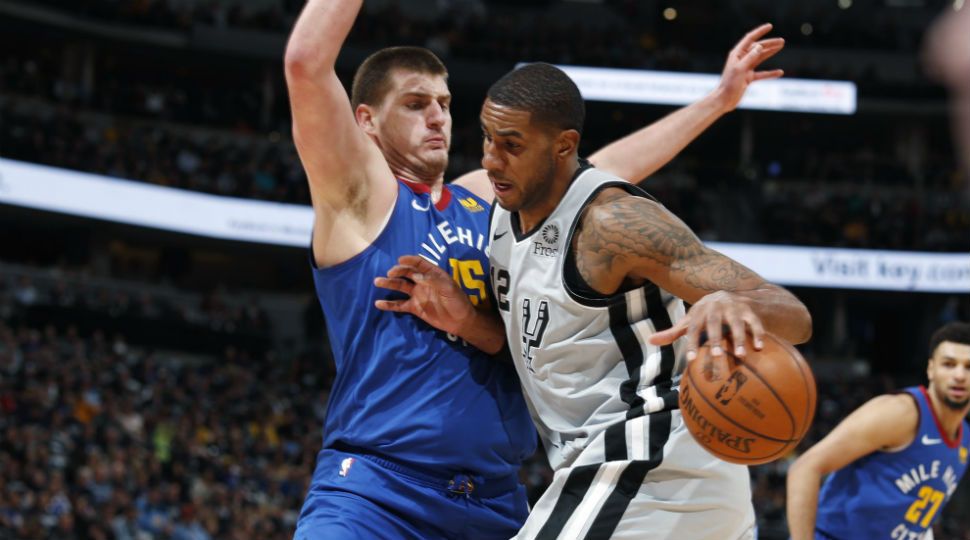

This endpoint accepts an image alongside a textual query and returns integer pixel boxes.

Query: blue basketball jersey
[815,386,970,539]
[311,179,536,480]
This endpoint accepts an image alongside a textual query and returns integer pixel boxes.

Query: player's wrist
[706,86,735,115]
[450,306,481,340]
[456,307,505,354]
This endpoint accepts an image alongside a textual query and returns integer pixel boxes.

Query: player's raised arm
[453,24,784,199]
[785,394,919,540]
[284,0,397,266]
[589,23,784,182]
[572,191,811,360]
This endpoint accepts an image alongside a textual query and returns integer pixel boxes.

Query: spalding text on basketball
[681,383,756,454]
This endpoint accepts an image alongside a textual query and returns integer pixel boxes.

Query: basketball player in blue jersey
[284,0,787,537]
[787,321,970,540]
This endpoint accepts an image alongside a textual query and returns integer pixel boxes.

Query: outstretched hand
[649,291,766,379]
[374,255,475,336]
[716,23,786,113]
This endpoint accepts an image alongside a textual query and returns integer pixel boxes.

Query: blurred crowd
[3,267,272,356]
[2,274,969,539]
[27,0,942,56]
[0,101,306,205]
[14,0,951,105]
[0,319,325,539]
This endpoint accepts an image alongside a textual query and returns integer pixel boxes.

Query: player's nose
[427,102,447,128]
[481,140,503,172]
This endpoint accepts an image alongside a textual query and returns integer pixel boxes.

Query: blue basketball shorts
[293,447,529,540]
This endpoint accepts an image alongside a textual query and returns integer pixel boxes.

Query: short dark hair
[351,47,448,109]
[486,62,585,135]
[929,321,970,357]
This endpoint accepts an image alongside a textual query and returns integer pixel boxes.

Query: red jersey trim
[399,178,452,211]
[919,385,963,448]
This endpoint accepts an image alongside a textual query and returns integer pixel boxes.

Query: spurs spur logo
[521,298,549,372]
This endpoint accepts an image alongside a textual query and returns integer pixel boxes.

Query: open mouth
[489,177,513,195]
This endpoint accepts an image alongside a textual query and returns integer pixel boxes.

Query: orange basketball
[678,332,817,465]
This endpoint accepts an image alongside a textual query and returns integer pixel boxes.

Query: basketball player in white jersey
[375,63,812,539]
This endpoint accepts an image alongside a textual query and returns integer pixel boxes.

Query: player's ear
[356,104,378,135]
[555,129,580,159]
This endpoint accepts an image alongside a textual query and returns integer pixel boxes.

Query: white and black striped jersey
[489,165,687,470]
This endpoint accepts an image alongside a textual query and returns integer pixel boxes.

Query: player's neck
[395,170,445,202]
[937,410,966,442]
[927,389,969,440]
[518,159,581,232]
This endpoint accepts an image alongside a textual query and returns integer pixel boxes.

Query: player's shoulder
[865,392,919,416]
[435,186,488,223]
[863,394,919,432]
[840,393,920,451]
[581,187,668,238]
[590,185,633,204]
[448,182,490,210]
[843,393,919,433]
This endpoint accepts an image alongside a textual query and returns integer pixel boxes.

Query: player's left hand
[374,255,475,336]
[648,290,766,380]
[715,23,785,113]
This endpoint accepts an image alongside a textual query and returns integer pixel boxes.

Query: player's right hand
[374,255,475,336]
[650,290,766,380]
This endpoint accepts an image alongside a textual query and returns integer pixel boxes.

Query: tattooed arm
[574,188,812,361]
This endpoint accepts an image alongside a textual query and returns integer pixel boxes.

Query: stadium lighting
[4,158,964,293]
[549,64,858,114]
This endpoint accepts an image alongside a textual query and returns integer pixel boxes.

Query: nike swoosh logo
[922,435,943,446]
[492,230,508,241]
[412,199,431,212]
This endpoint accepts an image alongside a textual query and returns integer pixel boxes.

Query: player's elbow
[787,453,822,486]
[284,44,330,84]
[762,283,813,344]
[283,47,312,81]
[793,303,813,344]
[792,445,841,481]
[770,298,813,345]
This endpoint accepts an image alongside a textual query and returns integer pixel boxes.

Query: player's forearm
[786,459,822,540]
[455,306,508,356]
[588,91,727,183]
[733,284,813,344]
[285,0,361,79]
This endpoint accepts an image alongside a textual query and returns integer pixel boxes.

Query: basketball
[679,332,817,465]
